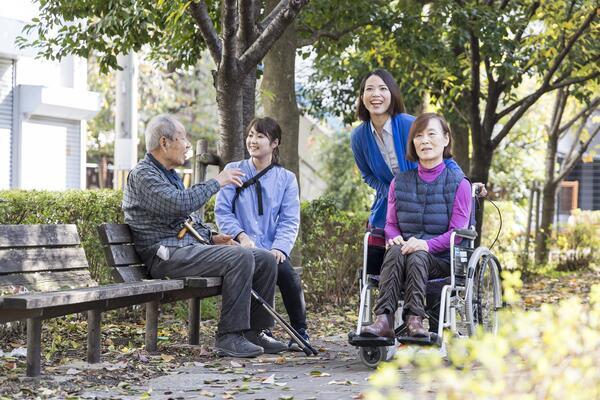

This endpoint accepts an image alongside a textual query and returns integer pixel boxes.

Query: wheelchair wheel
[473,254,502,333]
[465,249,502,335]
[358,346,387,369]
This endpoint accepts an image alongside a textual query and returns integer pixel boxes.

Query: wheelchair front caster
[358,346,388,369]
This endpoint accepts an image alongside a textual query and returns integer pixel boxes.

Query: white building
[0,1,100,190]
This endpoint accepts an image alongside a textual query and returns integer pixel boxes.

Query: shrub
[299,196,369,307]
[366,280,600,400]
[552,209,600,272]
[480,200,528,272]
[0,190,124,283]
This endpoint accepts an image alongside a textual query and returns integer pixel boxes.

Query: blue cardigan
[350,113,460,228]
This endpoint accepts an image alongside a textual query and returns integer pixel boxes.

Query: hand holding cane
[177,217,317,356]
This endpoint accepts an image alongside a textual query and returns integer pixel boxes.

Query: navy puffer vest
[394,166,465,262]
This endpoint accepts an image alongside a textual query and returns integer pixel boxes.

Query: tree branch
[189,1,222,63]
[548,88,569,137]
[222,0,239,63]
[468,28,483,142]
[239,0,258,49]
[296,22,370,48]
[540,8,596,88]
[495,69,600,123]
[258,0,289,31]
[558,97,600,135]
[239,0,308,75]
[556,124,600,183]
[549,71,600,90]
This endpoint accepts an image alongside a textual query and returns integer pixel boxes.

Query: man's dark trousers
[149,244,277,335]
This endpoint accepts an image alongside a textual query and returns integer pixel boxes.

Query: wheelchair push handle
[454,229,477,241]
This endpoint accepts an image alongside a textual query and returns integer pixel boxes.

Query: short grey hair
[145,114,185,151]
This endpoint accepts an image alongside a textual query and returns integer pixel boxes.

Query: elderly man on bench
[123,114,287,358]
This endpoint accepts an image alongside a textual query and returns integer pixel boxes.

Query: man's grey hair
[145,114,185,151]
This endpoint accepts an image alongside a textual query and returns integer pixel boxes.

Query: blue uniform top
[215,159,300,257]
[351,113,459,228]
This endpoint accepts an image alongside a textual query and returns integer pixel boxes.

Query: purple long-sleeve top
[385,162,472,253]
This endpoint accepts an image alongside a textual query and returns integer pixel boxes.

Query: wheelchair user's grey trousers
[375,246,450,319]
[148,244,278,336]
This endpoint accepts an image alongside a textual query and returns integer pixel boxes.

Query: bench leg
[87,310,102,363]
[188,298,201,345]
[26,318,42,377]
[145,301,159,352]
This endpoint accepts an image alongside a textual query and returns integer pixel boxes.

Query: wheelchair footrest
[397,332,441,347]
[348,332,395,347]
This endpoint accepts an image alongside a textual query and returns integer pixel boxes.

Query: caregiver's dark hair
[356,69,406,122]
[406,112,453,162]
[246,116,282,164]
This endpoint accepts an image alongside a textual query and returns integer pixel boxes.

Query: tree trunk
[535,117,560,264]
[536,182,558,265]
[261,0,300,179]
[216,68,246,165]
[447,93,471,173]
[469,142,493,247]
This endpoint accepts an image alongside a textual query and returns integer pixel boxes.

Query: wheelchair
[348,207,503,368]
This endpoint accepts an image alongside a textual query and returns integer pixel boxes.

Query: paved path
[69,335,421,399]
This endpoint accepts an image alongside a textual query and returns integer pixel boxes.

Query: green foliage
[0,190,124,283]
[367,281,600,400]
[299,197,368,306]
[320,131,373,212]
[18,0,218,73]
[553,209,600,272]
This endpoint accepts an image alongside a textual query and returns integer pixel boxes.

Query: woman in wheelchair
[350,69,463,231]
[360,113,472,339]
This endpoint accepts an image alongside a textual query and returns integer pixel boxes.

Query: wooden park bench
[97,223,223,350]
[0,224,187,377]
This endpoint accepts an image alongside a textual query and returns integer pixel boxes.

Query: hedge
[0,191,368,307]
[0,190,124,284]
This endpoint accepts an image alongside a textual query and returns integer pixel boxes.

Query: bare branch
[296,22,370,48]
[495,69,600,122]
[221,0,239,65]
[549,89,569,136]
[258,0,289,31]
[549,71,600,90]
[558,97,600,135]
[239,0,259,49]
[239,0,309,75]
[556,124,600,183]
[189,1,222,63]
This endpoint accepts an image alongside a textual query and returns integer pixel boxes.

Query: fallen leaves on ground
[1,270,596,398]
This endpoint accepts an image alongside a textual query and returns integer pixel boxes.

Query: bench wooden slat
[0,280,185,309]
[113,266,150,283]
[0,270,96,293]
[97,223,134,245]
[103,244,143,267]
[183,277,223,288]
[0,247,88,275]
[0,225,80,248]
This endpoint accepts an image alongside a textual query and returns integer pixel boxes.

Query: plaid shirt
[123,154,220,263]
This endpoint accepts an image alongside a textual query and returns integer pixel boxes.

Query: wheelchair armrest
[454,229,477,240]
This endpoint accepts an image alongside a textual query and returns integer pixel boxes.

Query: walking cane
[178,219,318,356]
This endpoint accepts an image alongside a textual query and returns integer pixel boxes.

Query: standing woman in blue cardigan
[351,69,461,229]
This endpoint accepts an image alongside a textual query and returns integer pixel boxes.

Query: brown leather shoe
[360,313,394,338]
[406,315,428,337]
